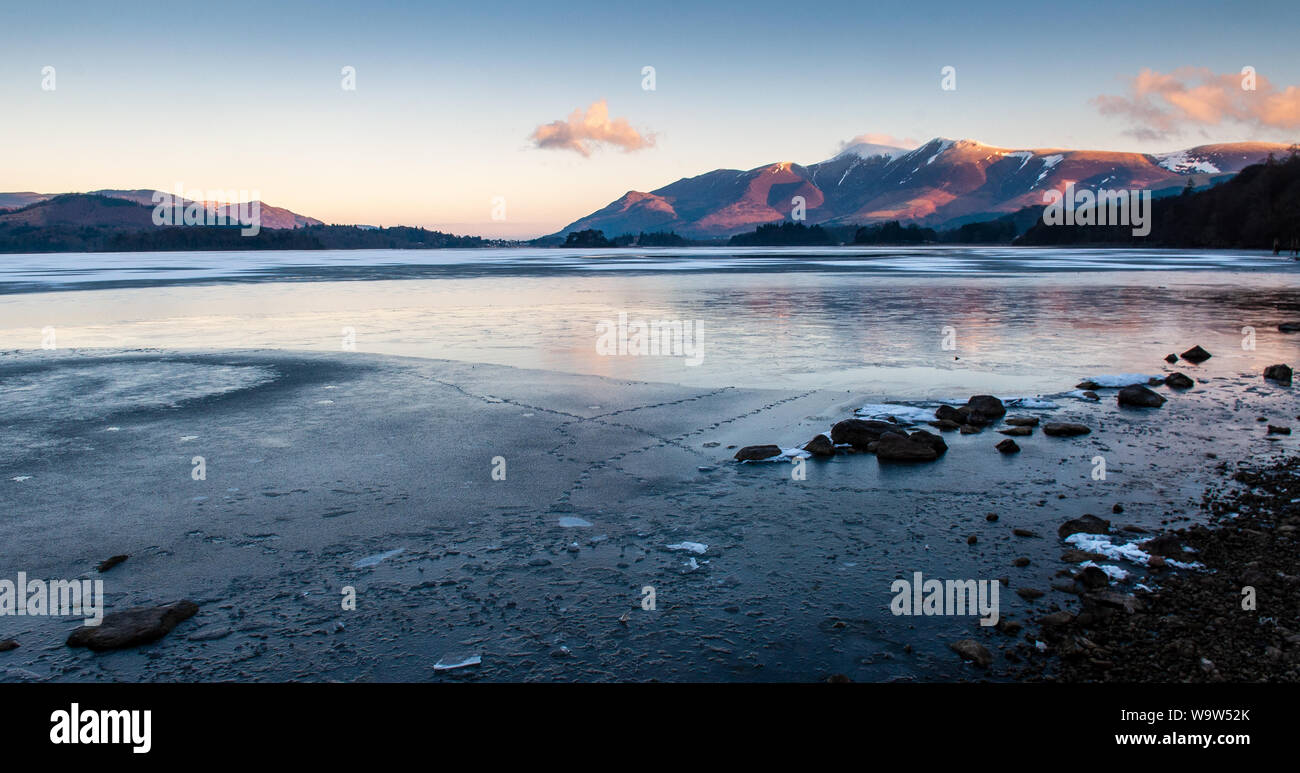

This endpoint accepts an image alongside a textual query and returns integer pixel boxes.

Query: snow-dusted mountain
[557,139,1293,239]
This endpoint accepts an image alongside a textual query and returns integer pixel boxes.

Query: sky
[3,0,1299,238]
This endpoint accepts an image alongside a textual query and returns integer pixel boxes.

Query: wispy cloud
[1093,67,1300,140]
[529,100,655,157]
[837,133,918,152]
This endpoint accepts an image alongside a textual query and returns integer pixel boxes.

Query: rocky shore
[732,340,1298,682]
[1009,455,1300,682]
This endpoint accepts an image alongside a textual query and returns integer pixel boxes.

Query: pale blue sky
[3,0,1298,236]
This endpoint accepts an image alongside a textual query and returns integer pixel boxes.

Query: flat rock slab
[67,600,199,652]
[1042,422,1091,437]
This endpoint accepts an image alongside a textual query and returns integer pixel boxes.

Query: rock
[996,619,1023,635]
[986,513,999,522]
[967,535,978,545]
[1076,380,1102,390]
[1112,503,1124,514]
[1012,528,1038,538]
[965,395,1006,419]
[949,638,992,668]
[802,434,835,457]
[1042,422,1091,437]
[873,433,939,462]
[1016,588,1044,600]
[907,429,947,455]
[1180,345,1212,364]
[1082,590,1143,613]
[826,673,852,683]
[66,600,199,652]
[97,555,128,573]
[995,438,1020,454]
[1005,417,1039,427]
[928,419,962,432]
[1061,549,1107,563]
[1278,322,1300,333]
[935,405,966,424]
[1058,513,1110,539]
[0,639,18,652]
[1013,556,1031,567]
[1039,610,1075,627]
[1267,425,1291,435]
[734,445,782,461]
[1264,364,1293,385]
[1117,385,1166,407]
[1164,353,1179,363]
[959,424,981,435]
[998,426,1032,436]
[831,419,905,450]
[1077,565,1110,589]
[1164,372,1194,389]
[1081,391,1099,401]
[1141,533,1184,558]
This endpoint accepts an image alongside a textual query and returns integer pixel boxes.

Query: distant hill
[0,189,323,229]
[556,139,1293,239]
[1016,153,1300,248]
[0,196,488,253]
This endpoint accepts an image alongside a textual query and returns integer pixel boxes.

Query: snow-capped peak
[833,141,911,162]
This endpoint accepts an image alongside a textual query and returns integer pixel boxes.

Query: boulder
[965,395,1006,418]
[949,638,992,668]
[934,405,966,424]
[1141,533,1184,558]
[873,433,939,462]
[1278,322,1300,333]
[998,426,1032,437]
[802,434,835,457]
[958,425,981,435]
[831,419,904,450]
[1039,610,1076,627]
[1164,372,1194,389]
[1005,417,1039,427]
[1058,513,1110,539]
[1164,353,1179,363]
[1076,566,1110,590]
[1042,422,1091,437]
[0,639,18,652]
[734,445,782,461]
[995,438,1020,454]
[1117,385,1166,407]
[907,429,948,456]
[1180,345,1211,364]
[1267,425,1291,435]
[928,419,962,432]
[66,600,199,652]
[1264,363,1293,385]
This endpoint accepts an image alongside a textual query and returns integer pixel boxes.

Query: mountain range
[0,190,322,230]
[556,139,1294,239]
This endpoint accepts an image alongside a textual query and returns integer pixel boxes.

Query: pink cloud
[529,99,655,157]
[1094,67,1300,140]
